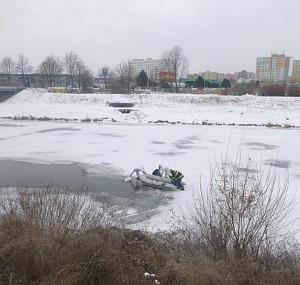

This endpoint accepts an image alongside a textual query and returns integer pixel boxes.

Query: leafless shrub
[287,86,300,97]
[157,155,300,284]
[0,186,298,284]
[231,82,258,95]
[0,190,166,285]
[260,84,287,96]
[0,188,113,236]
[189,156,292,261]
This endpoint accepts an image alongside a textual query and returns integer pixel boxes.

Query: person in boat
[169,169,184,190]
[152,168,162,176]
[158,165,171,177]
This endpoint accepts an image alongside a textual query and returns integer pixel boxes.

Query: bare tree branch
[39,55,63,87]
[0,57,15,74]
[16,54,33,87]
[162,46,188,92]
[189,155,292,261]
[65,51,80,88]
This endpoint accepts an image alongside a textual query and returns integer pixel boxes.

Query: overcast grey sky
[0,0,299,74]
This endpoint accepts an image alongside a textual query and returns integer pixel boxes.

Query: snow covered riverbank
[1,89,300,127]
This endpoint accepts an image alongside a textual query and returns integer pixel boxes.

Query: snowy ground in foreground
[1,89,300,126]
[0,119,299,232]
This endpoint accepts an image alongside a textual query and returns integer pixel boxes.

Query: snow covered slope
[1,89,300,126]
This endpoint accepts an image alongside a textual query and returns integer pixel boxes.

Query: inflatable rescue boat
[126,168,184,191]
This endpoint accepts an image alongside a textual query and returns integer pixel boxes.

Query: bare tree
[189,155,291,261]
[39,55,63,87]
[80,67,94,93]
[105,69,116,92]
[0,57,15,85]
[162,45,188,93]
[75,60,94,92]
[99,66,110,90]
[0,57,15,74]
[64,51,80,88]
[16,54,33,87]
[75,60,85,90]
[115,61,133,93]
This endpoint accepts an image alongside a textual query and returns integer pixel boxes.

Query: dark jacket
[170,170,184,181]
[152,169,162,176]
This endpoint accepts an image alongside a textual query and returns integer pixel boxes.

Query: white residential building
[129,58,165,81]
[256,54,290,83]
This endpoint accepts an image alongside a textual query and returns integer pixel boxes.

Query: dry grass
[0,187,298,284]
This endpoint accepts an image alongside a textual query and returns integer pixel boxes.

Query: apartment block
[199,71,225,81]
[256,54,290,83]
[292,60,300,83]
[129,58,165,81]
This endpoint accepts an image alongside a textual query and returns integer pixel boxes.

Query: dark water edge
[0,160,171,224]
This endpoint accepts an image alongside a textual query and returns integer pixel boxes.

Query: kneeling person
[169,169,184,190]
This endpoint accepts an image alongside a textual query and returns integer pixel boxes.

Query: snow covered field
[0,90,300,231]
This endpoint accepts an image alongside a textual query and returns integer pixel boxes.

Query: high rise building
[256,54,290,83]
[129,58,165,81]
[291,60,300,83]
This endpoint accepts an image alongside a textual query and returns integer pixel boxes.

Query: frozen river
[0,119,299,231]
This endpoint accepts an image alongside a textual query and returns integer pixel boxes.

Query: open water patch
[0,160,170,225]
